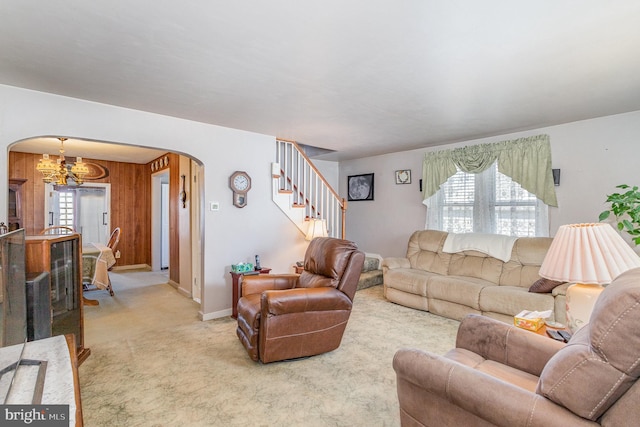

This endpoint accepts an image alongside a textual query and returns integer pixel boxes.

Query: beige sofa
[383,230,568,324]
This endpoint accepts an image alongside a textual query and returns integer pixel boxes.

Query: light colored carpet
[83,270,200,346]
[80,272,460,426]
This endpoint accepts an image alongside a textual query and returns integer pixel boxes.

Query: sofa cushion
[445,348,540,392]
[406,230,451,275]
[428,275,495,310]
[299,238,358,288]
[537,328,634,421]
[511,237,554,266]
[500,263,548,288]
[499,238,554,287]
[448,252,502,283]
[480,286,555,318]
[589,269,640,378]
[384,268,433,297]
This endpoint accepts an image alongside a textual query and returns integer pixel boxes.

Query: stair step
[279,189,293,194]
[292,203,306,208]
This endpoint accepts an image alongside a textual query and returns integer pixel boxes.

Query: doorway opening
[44,183,111,245]
[152,170,170,272]
[9,136,204,307]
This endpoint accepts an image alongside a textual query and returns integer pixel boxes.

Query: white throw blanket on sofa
[442,232,518,262]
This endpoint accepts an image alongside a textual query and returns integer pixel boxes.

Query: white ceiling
[1,1,640,162]
[12,137,168,164]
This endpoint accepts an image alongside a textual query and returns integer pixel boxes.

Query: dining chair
[107,227,121,268]
[40,225,75,235]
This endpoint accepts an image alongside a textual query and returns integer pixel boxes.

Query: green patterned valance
[421,134,558,207]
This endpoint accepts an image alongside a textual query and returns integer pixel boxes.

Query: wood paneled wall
[168,153,181,285]
[149,152,182,285]
[9,151,152,267]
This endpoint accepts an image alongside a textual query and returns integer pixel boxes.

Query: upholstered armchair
[393,267,640,427]
[236,237,365,363]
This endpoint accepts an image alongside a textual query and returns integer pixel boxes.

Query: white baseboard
[201,308,232,321]
[168,280,192,298]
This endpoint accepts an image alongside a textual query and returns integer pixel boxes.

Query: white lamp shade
[539,223,640,284]
[305,218,328,241]
[540,223,640,332]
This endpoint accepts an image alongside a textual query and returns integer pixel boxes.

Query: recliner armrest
[262,287,352,316]
[393,349,597,427]
[382,257,410,270]
[456,314,565,377]
[241,274,298,296]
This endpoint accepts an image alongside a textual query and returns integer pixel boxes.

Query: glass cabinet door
[49,239,80,341]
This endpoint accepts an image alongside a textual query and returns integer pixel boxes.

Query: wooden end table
[230,268,271,319]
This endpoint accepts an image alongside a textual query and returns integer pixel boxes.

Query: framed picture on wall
[395,170,411,184]
[347,173,374,201]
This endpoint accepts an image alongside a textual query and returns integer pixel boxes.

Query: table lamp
[539,223,640,332]
[305,218,328,241]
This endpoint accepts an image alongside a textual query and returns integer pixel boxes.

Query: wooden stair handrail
[276,138,347,239]
[277,138,344,209]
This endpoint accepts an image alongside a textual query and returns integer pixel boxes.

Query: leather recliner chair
[393,266,640,426]
[236,237,365,363]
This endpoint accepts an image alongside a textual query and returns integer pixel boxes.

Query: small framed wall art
[395,169,411,184]
[347,173,374,201]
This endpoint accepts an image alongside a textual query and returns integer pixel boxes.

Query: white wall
[313,159,339,191]
[340,110,640,258]
[0,85,308,319]
[178,155,192,296]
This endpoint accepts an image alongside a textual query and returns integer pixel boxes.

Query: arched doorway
[7,136,204,303]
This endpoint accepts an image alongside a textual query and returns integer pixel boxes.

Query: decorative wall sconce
[552,168,561,186]
[180,174,187,208]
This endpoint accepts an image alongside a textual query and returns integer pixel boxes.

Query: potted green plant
[599,184,640,245]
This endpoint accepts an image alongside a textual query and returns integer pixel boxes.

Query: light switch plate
[210,201,220,211]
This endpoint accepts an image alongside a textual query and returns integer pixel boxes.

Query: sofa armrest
[262,287,352,315]
[552,282,570,297]
[381,257,410,271]
[393,349,598,427]
[456,314,565,377]
[241,274,298,296]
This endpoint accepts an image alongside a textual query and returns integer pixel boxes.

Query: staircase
[272,139,346,239]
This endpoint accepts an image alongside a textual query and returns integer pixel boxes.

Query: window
[425,162,548,237]
[58,191,75,229]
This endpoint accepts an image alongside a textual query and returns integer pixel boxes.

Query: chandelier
[36,137,90,185]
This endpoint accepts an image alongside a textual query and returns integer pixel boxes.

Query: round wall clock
[229,171,251,208]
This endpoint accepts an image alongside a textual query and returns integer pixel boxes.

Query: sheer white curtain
[425,162,549,237]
